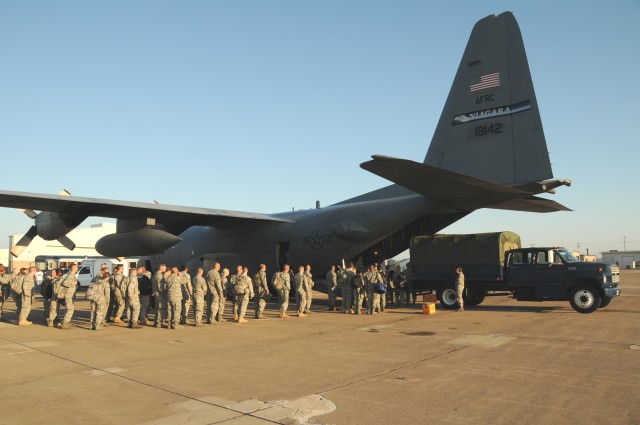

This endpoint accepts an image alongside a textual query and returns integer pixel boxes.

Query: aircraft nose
[332,220,371,242]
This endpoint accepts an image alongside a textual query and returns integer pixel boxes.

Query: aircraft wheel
[569,285,601,314]
[437,287,459,310]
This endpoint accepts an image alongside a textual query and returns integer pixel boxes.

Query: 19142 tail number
[474,123,502,137]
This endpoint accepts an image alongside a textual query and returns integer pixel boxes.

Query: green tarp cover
[410,232,521,267]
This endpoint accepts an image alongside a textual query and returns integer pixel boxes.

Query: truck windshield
[556,249,578,263]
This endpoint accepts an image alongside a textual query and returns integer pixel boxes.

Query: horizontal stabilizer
[360,155,532,211]
[489,196,571,213]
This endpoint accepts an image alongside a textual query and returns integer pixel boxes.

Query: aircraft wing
[360,155,532,211]
[0,190,292,228]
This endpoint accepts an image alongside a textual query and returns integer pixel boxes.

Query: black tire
[437,286,459,310]
[598,296,612,309]
[569,284,601,314]
[464,289,486,307]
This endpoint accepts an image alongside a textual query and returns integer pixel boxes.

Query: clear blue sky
[0,0,638,255]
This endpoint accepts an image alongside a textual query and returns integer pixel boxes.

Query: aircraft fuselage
[146,193,442,275]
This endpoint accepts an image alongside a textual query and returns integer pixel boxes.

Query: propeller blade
[57,235,76,251]
[58,189,71,196]
[19,208,38,219]
[10,225,38,257]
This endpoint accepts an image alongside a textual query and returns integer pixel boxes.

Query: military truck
[409,232,621,313]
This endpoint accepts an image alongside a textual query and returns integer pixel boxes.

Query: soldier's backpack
[86,281,100,302]
[10,275,24,295]
[233,276,249,295]
[253,272,262,287]
[351,274,363,289]
[56,275,70,300]
[272,273,284,291]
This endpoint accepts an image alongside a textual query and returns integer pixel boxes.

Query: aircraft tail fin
[424,12,553,185]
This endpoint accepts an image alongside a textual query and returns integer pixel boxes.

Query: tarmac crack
[0,336,283,425]
[319,344,469,394]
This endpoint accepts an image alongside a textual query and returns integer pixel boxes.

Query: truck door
[506,251,535,287]
[533,250,566,297]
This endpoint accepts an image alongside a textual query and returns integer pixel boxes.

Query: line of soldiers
[0,263,78,328]
[326,262,412,314]
[0,260,417,330]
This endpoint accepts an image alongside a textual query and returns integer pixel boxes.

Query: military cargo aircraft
[0,12,570,275]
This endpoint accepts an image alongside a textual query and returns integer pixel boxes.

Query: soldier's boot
[154,322,160,328]
[195,321,203,327]
[113,317,124,325]
[278,311,283,318]
[233,314,238,321]
[18,319,32,326]
[47,320,54,328]
[94,325,104,331]
[298,312,306,317]
[60,322,74,329]
[172,323,184,330]
[237,318,248,323]
[140,318,148,325]
[129,323,143,329]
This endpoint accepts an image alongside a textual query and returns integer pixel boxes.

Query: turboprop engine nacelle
[35,212,76,240]
[95,228,182,257]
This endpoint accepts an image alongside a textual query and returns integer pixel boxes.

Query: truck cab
[506,247,621,313]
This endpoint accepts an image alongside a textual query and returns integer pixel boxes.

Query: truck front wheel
[437,287,459,310]
[598,297,612,309]
[569,285,601,314]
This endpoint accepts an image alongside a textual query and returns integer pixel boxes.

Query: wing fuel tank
[96,228,182,257]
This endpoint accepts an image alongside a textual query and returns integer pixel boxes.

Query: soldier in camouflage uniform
[352,271,366,315]
[153,264,167,327]
[341,264,356,314]
[365,265,383,315]
[192,268,207,326]
[164,267,183,329]
[272,264,291,318]
[112,265,126,324]
[18,267,37,326]
[137,266,153,323]
[0,264,13,322]
[253,264,269,319]
[376,265,387,312]
[304,265,314,314]
[205,262,223,324]
[180,265,193,324]
[325,265,338,311]
[127,268,143,328]
[11,269,26,322]
[47,269,63,327]
[232,265,253,323]
[394,266,407,307]
[220,267,229,320]
[295,266,308,317]
[58,264,78,329]
[90,271,111,330]
[455,267,465,312]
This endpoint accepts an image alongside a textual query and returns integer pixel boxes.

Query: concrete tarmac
[1,271,639,425]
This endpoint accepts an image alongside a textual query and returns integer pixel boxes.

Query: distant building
[7,223,116,272]
[571,251,597,262]
[601,250,640,268]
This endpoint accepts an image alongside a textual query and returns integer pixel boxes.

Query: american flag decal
[470,72,500,92]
